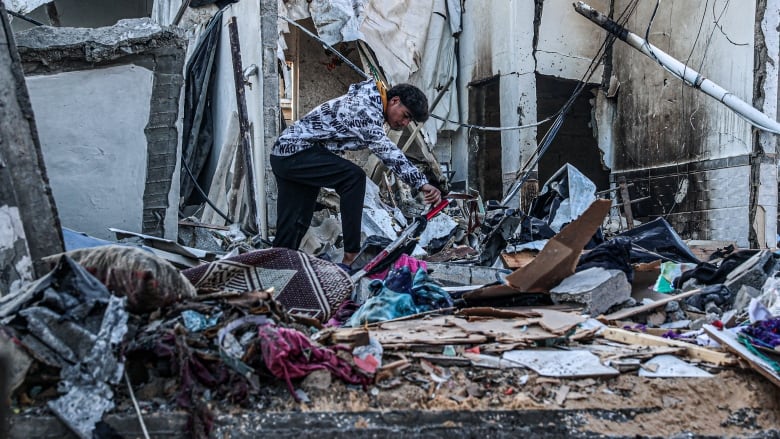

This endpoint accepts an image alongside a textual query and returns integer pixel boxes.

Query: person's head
[385,84,428,130]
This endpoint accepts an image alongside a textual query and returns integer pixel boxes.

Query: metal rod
[574,1,780,135]
[228,17,260,232]
[6,10,44,26]
[173,0,191,26]
[278,14,370,80]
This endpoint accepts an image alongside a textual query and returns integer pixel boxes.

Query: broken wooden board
[703,324,780,388]
[367,314,580,349]
[500,249,537,269]
[369,316,488,347]
[503,349,619,378]
[600,327,736,366]
[457,307,541,319]
[600,288,702,322]
[448,317,558,344]
[505,199,612,292]
[534,308,587,335]
[312,327,369,347]
[684,240,737,262]
[461,283,523,301]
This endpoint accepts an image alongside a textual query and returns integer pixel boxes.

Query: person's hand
[420,183,441,205]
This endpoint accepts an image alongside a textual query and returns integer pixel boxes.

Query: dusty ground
[188,357,780,438]
[13,346,780,438]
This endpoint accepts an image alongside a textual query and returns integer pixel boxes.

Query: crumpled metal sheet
[2,256,128,439]
[0,256,109,324]
[48,295,128,439]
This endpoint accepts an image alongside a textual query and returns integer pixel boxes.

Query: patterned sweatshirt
[271,79,429,189]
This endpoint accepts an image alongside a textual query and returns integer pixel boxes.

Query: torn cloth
[257,324,369,399]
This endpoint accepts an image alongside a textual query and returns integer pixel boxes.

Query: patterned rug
[182,248,353,321]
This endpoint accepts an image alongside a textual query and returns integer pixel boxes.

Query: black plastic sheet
[180,10,223,205]
[616,217,701,264]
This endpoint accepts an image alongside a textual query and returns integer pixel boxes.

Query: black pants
[270,146,366,253]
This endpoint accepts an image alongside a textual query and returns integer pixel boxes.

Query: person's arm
[344,82,441,204]
[419,183,441,205]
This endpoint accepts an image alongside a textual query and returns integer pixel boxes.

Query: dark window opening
[536,74,608,191]
[468,75,503,201]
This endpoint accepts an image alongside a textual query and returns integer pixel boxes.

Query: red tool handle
[425,199,451,220]
[351,199,451,281]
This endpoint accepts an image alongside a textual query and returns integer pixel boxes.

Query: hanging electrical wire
[501,0,642,205]
[180,157,234,223]
[278,15,370,81]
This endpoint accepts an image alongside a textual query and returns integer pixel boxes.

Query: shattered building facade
[3,1,780,438]
[1,0,777,251]
[275,0,780,252]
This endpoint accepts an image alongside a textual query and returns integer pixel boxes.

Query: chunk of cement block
[550,267,631,315]
[725,250,776,294]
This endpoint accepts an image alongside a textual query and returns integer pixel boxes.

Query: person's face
[385,96,413,130]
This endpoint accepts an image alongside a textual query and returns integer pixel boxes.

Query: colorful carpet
[182,248,353,321]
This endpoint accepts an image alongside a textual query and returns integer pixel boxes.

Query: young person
[270,80,441,267]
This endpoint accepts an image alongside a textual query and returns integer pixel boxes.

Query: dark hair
[387,83,429,123]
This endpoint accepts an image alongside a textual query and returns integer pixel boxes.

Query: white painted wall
[536,0,609,81]
[26,65,154,240]
[0,205,33,295]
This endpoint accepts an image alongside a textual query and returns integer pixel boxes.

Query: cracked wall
[455,0,609,201]
[604,0,770,248]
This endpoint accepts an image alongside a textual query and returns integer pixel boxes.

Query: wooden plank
[600,327,736,366]
[704,324,780,388]
[600,288,702,321]
[313,327,370,347]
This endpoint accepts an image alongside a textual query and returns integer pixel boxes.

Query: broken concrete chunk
[550,267,631,316]
[725,250,776,294]
[733,285,761,312]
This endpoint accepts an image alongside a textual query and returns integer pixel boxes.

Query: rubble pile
[3,164,780,438]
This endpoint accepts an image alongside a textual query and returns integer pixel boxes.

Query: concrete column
[261,0,280,237]
[0,0,63,287]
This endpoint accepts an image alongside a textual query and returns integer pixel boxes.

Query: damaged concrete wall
[456,0,536,201]
[15,19,186,240]
[286,19,364,117]
[535,0,607,81]
[10,0,153,31]
[599,0,773,248]
[0,0,63,290]
[453,0,610,201]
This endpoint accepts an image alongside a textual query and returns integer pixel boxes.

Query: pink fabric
[257,325,369,399]
[368,254,428,280]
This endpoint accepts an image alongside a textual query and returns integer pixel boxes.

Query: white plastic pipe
[574,1,780,134]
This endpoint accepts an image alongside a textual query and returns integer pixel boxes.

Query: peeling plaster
[0,205,33,296]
